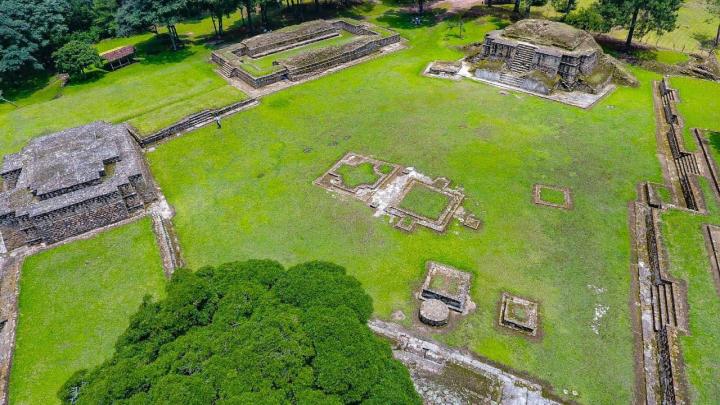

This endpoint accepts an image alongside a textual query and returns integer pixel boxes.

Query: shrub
[52,40,102,78]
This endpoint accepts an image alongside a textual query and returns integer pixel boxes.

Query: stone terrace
[0,122,155,251]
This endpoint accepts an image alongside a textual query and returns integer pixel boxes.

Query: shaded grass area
[336,162,380,188]
[146,11,664,403]
[399,183,451,220]
[8,219,166,405]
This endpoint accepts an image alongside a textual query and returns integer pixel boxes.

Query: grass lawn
[336,162,380,188]
[0,13,246,154]
[399,183,452,220]
[539,187,568,206]
[145,10,666,403]
[8,219,166,405]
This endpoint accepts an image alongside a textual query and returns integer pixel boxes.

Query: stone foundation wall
[331,20,377,36]
[243,26,339,57]
[286,34,400,80]
[34,193,130,244]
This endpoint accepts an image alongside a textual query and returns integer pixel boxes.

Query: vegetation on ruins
[336,162,380,188]
[57,260,420,404]
[398,184,452,220]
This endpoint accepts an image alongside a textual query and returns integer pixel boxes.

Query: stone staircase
[652,282,678,331]
[509,44,536,74]
[498,72,524,88]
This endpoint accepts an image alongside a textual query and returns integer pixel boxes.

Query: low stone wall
[475,69,551,95]
[135,98,258,146]
[285,34,401,80]
[331,20,377,36]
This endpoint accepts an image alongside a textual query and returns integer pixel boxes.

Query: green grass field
[8,219,166,405]
[539,187,568,206]
[143,13,667,403]
[3,2,720,404]
[399,183,451,219]
[336,162,380,188]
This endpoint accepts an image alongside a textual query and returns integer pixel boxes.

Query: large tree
[58,260,421,404]
[116,0,189,50]
[0,0,69,83]
[597,0,683,48]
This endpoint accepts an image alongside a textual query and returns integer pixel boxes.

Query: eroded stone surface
[419,299,449,327]
[0,122,156,251]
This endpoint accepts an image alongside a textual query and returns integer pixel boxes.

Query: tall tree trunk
[211,15,218,36]
[218,14,224,36]
[525,0,531,16]
[715,23,720,47]
[418,0,424,14]
[315,0,320,13]
[513,0,520,13]
[625,6,640,49]
[168,24,177,50]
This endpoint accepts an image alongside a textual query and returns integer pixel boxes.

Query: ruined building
[469,19,635,95]
[0,122,155,251]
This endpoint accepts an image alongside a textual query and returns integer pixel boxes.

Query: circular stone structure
[419,299,450,326]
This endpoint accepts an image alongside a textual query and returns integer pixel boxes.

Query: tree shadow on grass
[376,9,443,30]
[691,32,718,51]
[708,132,720,156]
[133,34,196,64]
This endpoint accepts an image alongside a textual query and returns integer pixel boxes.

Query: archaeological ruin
[498,293,539,337]
[212,19,401,89]
[532,184,573,210]
[315,153,480,233]
[467,19,636,96]
[0,122,156,251]
[419,261,472,313]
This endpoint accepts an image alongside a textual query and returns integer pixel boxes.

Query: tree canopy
[58,260,421,404]
[0,0,69,83]
[52,40,101,77]
[597,0,683,48]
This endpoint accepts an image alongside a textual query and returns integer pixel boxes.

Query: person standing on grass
[215,115,222,129]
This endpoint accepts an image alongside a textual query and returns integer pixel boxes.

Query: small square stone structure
[420,261,472,313]
[499,293,539,336]
[424,61,463,80]
[0,122,156,251]
[532,184,572,210]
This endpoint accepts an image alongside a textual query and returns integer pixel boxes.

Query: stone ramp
[368,319,562,405]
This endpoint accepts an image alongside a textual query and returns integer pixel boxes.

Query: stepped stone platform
[0,122,156,251]
[458,19,636,108]
[212,19,402,90]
